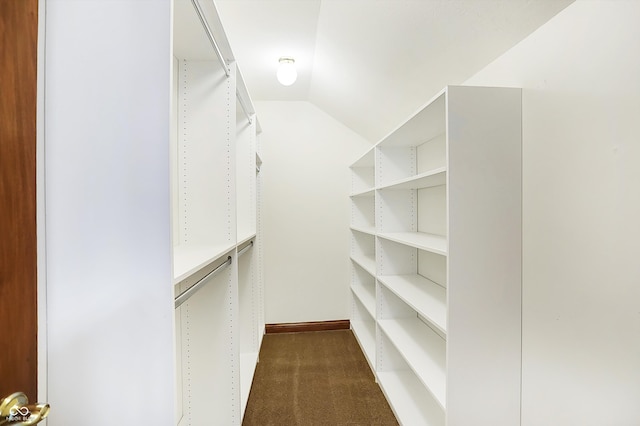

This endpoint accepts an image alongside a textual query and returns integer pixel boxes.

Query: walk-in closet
[3,0,637,425]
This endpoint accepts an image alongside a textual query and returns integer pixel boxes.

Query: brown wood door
[0,0,39,402]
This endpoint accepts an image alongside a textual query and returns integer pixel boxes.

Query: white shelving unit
[171,1,264,425]
[43,0,265,423]
[349,86,522,426]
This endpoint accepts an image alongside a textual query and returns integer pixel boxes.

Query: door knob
[0,392,49,425]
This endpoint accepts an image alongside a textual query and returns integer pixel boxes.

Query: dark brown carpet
[243,330,398,426]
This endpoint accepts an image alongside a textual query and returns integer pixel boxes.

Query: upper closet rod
[174,256,232,309]
[191,0,230,77]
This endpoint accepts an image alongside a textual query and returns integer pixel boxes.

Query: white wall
[255,101,371,324]
[465,1,640,424]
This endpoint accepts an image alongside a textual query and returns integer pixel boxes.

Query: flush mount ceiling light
[276,57,297,86]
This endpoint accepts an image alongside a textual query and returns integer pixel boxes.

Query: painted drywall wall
[255,101,371,324]
[465,1,640,424]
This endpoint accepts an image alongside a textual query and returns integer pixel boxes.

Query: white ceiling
[215,0,574,142]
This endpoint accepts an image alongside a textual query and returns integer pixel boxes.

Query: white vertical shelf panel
[44,1,175,424]
[446,86,522,426]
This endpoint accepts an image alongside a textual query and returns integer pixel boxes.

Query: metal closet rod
[236,90,253,124]
[174,255,232,309]
[237,240,254,257]
[190,0,230,77]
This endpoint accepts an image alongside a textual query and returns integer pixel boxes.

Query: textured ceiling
[215,0,574,142]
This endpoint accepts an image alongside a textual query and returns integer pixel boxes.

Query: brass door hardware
[0,393,49,425]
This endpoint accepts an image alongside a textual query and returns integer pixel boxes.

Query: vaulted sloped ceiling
[215,0,574,142]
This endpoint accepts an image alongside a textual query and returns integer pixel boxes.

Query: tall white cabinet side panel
[44,1,175,424]
[446,86,522,426]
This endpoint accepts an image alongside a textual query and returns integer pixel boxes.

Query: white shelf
[237,232,257,247]
[351,148,375,193]
[377,371,445,426]
[379,318,447,409]
[348,86,522,424]
[240,351,259,418]
[351,285,375,319]
[350,225,376,236]
[350,254,376,277]
[351,319,376,371]
[378,274,446,334]
[350,188,375,197]
[378,168,446,191]
[351,148,375,168]
[173,242,236,283]
[378,89,446,148]
[378,232,447,256]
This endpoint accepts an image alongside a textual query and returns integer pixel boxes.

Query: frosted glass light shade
[277,58,297,86]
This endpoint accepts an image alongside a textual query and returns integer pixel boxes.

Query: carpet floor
[242,330,399,426]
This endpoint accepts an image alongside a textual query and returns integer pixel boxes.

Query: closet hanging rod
[190,0,230,77]
[237,240,254,257]
[174,256,232,309]
[236,90,253,124]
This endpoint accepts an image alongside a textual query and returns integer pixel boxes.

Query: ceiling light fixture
[276,57,297,86]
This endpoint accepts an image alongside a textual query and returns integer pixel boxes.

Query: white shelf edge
[237,232,257,247]
[351,320,376,373]
[377,168,446,191]
[172,242,236,284]
[350,188,375,198]
[350,254,376,277]
[351,285,375,319]
[350,148,375,168]
[378,274,447,335]
[377,371,445,426]
[240,351,259,418]
[350,225,376,236]
[377,232,447,256]
[379,318,447,409]
[376,87,447,147]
